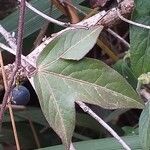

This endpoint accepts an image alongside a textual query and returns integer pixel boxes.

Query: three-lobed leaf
[130,0,150,77]
[32,27,143,149]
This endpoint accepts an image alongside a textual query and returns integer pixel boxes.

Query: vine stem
[17,0,69,27]
[0,52,21,150]
[76,101,131,150]
[117,9,150,30]
[0,0,26,125]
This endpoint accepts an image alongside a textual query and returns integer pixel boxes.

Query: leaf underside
[60,26,103,60]
[33,28,143,149]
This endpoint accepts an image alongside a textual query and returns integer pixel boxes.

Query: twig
[0,25,17,50]
[40,126,49,133]
[81,2,130,48]
[107,28,130,48]
[117,9,150,30]
[0,42,36,67]
[29,119,41,148]
[76,101,131,150]
[8,103,21,150]
[0,52,21,150]
[33,22,49,49]
[0,0,135,79]
[97,39,119,61]
[77,4,130,54]
[17,0,70,27]
[0,0,26,125]
[0,25,35,67]
[0,104,26,110]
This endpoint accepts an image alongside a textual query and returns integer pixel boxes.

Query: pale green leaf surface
[33,34,143,148]
[14,107,48,126]
[130,0,150,77]
[139,102,150,150]
[32,25,144,149]
[61,26,103,60]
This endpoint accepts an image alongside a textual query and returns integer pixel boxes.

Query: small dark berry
[12,85,30,105]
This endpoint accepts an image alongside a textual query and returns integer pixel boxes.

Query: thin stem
[0,42,36,67]
[17,0,69,27]
[107,28,130,48]
[33,22,49,48]
[8,102,21,150]
[0,52,21,150]
[0,0,26,125]
[97,39,119,61]
[76,101,131,150]
[0,25,17,50]
[117,9,150,30]
[0,104,26,110]
[29,119,41,148]
[82,6,130,49]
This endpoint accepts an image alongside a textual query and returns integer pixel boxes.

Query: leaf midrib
[42,74,68,145]
[40,27,102,69]
[59,27,102,58]
[39,69,143,106]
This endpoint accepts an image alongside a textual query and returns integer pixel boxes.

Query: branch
[0,0,135,81]
[27,0,135,63]
[98,0,134,28]
[76,101,131,150]
[0,0,26,125]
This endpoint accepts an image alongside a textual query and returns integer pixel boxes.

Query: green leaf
[139,102,150,150]
[1,122,37,149]
[113,59,138,89]
[76,113,101,133]
[130,0,150,77]
[0,0,85,42]
[37,135,145,150]
[14,107,48,126]
[122,126,138,136]
[32,33,143,149]
[61,26,103,60]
